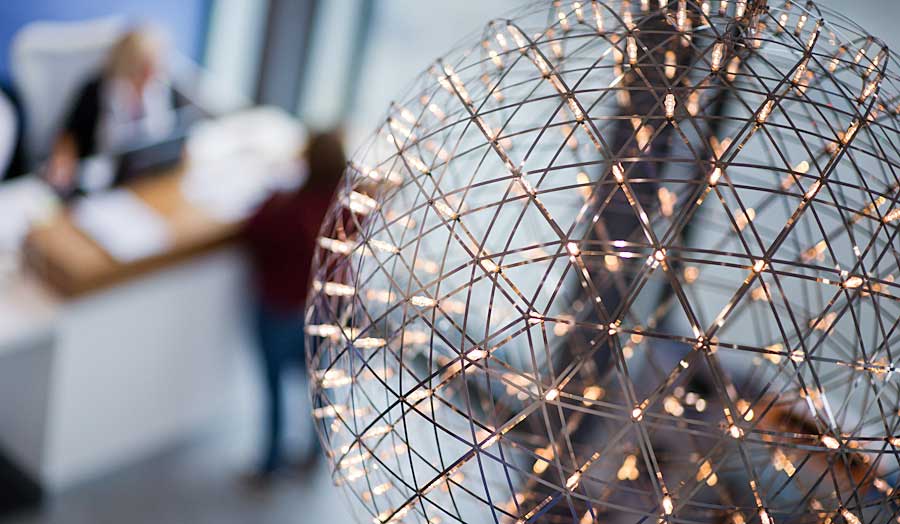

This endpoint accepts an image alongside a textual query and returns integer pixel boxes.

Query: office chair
[10,17,125,168]
[0,90,17,180]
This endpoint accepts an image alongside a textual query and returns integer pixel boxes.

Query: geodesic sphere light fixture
[306,1,900,523]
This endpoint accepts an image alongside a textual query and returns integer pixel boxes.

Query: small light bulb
[632,407,644,421]
[410,295,437,308]
[466,348,487,361]
[433,200,458,220]
[612,163,625,183]
[665,50,677,79]
[627,35,637,65]
[708,166,723,186]
[711,42,725,72]
[757,99,774,124]
[844,276,864,289]
[804,180,821,201]
[573,2,584,22]
[676,0,687,31]
[662,495,674,515]
[822,435,840,449]
[488,49,503,69]
[566,471,582,490]
[842,120,860,144]
[841,509,861,524]
[592,1,604,32]
[664,93,676,118]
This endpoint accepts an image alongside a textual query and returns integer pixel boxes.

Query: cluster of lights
[306,1,900,523]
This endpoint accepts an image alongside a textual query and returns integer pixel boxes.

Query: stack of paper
[73,190,172,263]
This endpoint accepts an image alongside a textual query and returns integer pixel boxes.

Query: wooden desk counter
[23,167,244,298]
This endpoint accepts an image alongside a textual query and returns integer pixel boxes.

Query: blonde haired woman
[46,26,182,196]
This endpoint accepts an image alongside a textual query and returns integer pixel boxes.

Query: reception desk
[0,107,303,491]
[24,168,242,297]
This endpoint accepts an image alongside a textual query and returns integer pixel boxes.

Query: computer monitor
[112,131,187,185]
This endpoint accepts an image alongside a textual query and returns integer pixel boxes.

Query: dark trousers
[254,303,307,473]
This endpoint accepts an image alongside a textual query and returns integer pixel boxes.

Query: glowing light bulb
[507,25,527,50]
[480,258,500,274]
[795,13,807,35]
[617,454,639,480]
[410,295,437,308]
[433,200,458,220]
[821,435,840,449]
[662,495,674,515]
[558,10,570,32]
[676,1,687,31]
[626,35,637,65]
[466,348,488,361]
[842,120,860,144]
[711,42,725,72]
[532,447,554,474]
[844,276,864,289]
[884,208,900,223]
[757,99,774,124]
[307,324,341,338]
[344,191,378,215]
[488,49,503,69]
[566,471,582,490]
[583,386,604,404]
[632,407,644,421]
[320,281,356,297]
[664,93,676,118]
[612,163,625,183]
[573,2,584,22]
[318,237,353,255]
[841,509,861,524]
[591,0,604,32]
[355,337,387,350]
[708,166,723,186]
[804,180,821,201]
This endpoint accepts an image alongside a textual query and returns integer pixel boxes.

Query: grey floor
[3,359,359,524]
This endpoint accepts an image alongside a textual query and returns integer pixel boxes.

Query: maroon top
[244,185,336,313]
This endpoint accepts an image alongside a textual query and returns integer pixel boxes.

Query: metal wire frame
[305,1,900,523]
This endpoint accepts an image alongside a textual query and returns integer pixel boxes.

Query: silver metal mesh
[306,1,900,522]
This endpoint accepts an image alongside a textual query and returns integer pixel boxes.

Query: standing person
[244,131,346,479]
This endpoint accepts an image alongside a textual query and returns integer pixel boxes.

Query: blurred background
[0,0,894,523]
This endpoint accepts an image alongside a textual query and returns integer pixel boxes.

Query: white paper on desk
[72,190,172,263]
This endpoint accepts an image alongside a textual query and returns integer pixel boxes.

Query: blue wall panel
[0,0,210,86]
